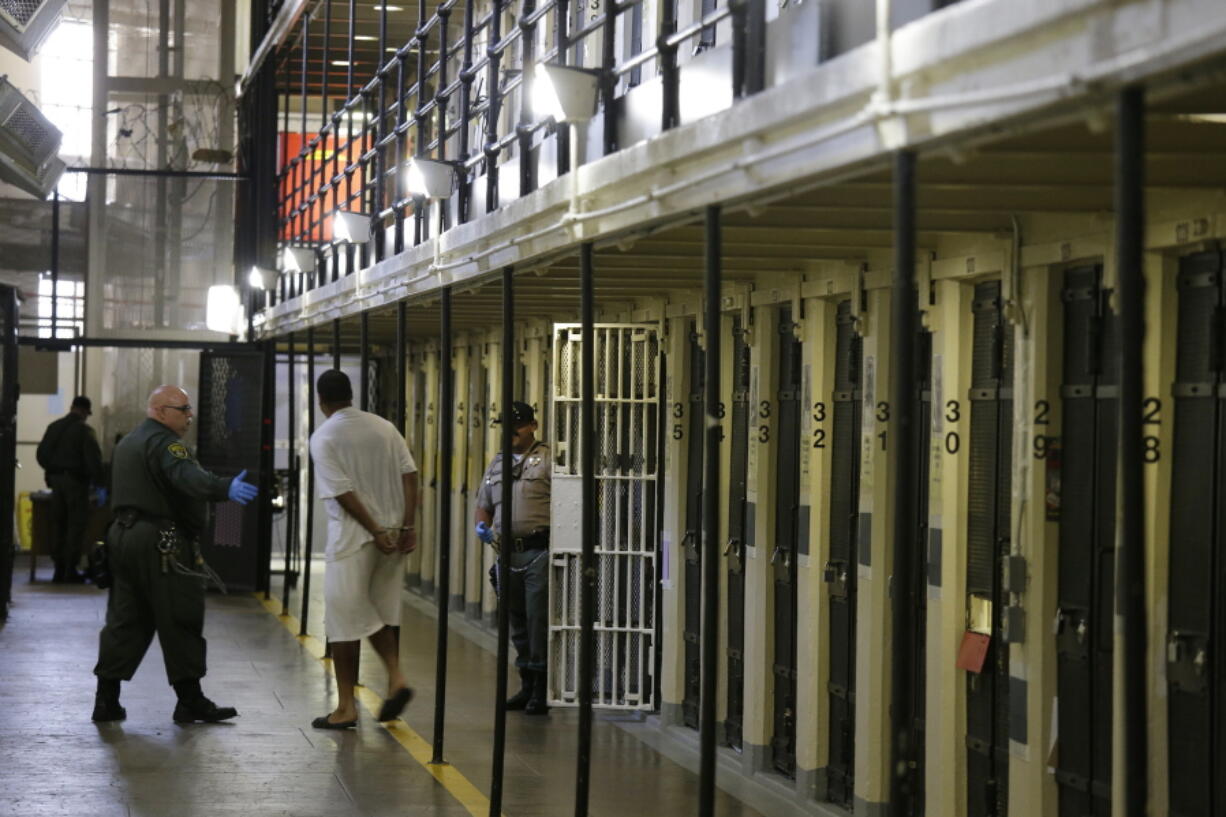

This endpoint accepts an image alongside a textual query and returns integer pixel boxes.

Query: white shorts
[324,542,406,642]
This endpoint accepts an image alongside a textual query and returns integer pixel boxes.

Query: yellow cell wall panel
[420,349,440,592]
[925,279,975,817]
[450,343,471,609]
[1007,265,1062,817]
[853,286,895,809]
[743,304,779,754]
[796,297,837,785]
[658,313,693,715]
[464,340,489,617]
[1137,252,1179,817]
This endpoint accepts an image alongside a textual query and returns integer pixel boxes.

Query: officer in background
[475,401,551,715]
[36,395,106,583]
[91,385,258,724]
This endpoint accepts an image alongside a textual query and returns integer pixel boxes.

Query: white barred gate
[548,323,661,711]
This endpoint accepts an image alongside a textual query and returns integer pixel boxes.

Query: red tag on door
[956,631,991,674]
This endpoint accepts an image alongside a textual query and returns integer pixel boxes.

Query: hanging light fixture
[405,157,459,200]
[332,210,372,244]
[282,246,317,273]
[534,63,601,124]
[206,285,242,334]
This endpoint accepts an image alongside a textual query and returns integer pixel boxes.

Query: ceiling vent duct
[0,75,64,198]
[0,0,65,61]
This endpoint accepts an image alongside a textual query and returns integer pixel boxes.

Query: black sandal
[377,687,414,722]
[311,714,357,730]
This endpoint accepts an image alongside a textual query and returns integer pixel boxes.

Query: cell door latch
[823,559,849,596]
[1167,630,1209,694]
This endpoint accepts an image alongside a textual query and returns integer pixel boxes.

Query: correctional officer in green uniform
[92,385,258,723]
[36,395,105,582]
[475,401,551,715]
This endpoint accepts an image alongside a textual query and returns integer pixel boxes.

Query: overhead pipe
[433,286,455,764]
[698,206,722,817]
[489,267,514,816]
[1115,84,1148,817]
[887,148,919,817]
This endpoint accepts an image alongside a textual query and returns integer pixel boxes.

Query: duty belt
[507,529,549,553]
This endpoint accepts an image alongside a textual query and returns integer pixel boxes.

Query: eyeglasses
[162,404,193,413]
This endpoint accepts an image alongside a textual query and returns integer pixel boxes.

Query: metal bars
[887,149,919,817]
[698,204,722,817]
[434,286,454,764]
[300,326,316,636]
[270,0,763,296]
[489,267,514,816]
[576,242,595,815]
[1115,85,1148,817]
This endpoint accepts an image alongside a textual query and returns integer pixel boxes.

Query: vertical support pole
[414,0,428,245]
[50,191,59,337]
[484,0,503,213]
[457,0,476,224]
[554,0,570,178]
[1115,84,1148,817]
[433,286,454,764]
[888,149,919,817]
[490,267,514,817]
[600,3,617,155]
[396,301,408,433]
[333,319,342,369]
[283,332,296,615]
[301,326,316,635]
[698,206,722,817]
[517,0,537,197]
[360,311,370,411]
[260,339,277,597]
[575,242,596,816]
[437,8,452,233]
[657,0,679,132]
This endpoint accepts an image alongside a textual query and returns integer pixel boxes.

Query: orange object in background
[278,132,373,243]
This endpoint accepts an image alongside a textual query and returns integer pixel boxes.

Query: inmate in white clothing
[309,406,418,561]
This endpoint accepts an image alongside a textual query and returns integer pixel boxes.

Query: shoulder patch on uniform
[167,442,190,459]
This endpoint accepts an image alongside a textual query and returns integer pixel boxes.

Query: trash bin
[28,490,57,581]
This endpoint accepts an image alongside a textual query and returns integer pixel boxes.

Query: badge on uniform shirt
[167,442,190,459]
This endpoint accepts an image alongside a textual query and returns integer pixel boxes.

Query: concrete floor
[1,555,761,817]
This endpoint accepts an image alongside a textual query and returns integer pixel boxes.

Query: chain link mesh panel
[196,351,264,591]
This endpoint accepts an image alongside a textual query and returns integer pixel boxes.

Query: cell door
[197,350,268,592]
[682,322,705,728]
[1168,249,1226,817]
[826,299,862,806]
[965,280,1014,817]
[912,329,934,815]
[549,324,660,710]
[1054,265,1117,817]
[771,305,803,778]
[725,316,751,750]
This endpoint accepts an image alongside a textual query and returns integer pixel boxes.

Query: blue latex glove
[228,469,259,505]
[475,520,494,544]
[95,486,108,507]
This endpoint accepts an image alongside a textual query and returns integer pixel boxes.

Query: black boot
[524,670,549,715]
[91,678,126,722]
[506,669,533,711]
[172,679,238,724]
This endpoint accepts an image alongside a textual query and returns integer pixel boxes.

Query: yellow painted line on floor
[255,594,498,817]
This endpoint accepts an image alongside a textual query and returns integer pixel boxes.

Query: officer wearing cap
[36,395,105,582]
[91,385,258,724]
[475,400,551,714]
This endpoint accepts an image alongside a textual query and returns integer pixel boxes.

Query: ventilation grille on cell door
[0,0,65,61]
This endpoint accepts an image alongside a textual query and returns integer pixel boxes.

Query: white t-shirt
[309,406,418,561]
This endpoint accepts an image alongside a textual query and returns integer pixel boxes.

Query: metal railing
[266,0,770,306]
